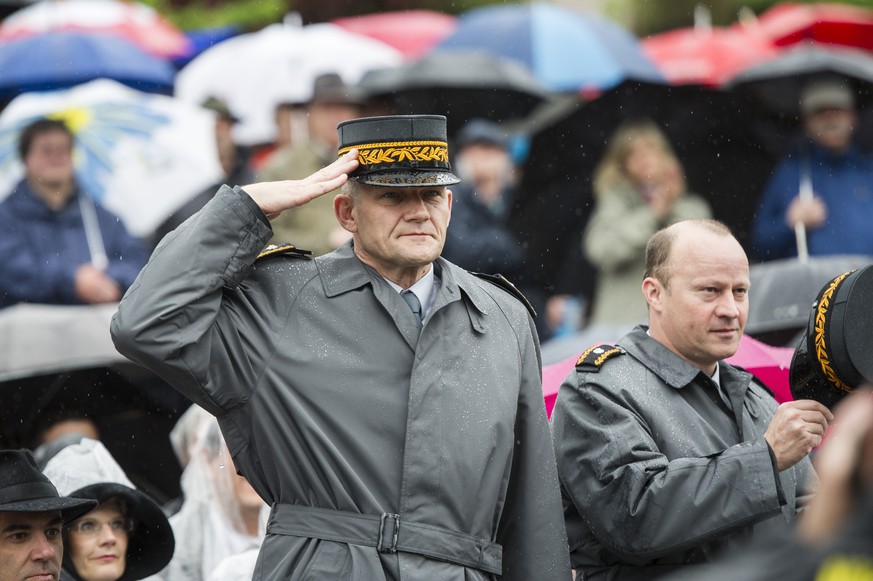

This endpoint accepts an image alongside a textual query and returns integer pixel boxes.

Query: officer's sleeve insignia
[471,272,536,318]
[575,344,625,373]
[256,243,312,262]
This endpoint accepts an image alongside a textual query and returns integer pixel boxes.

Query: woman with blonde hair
[583,119,712,328]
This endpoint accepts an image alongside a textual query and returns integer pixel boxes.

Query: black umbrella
[358,50,551,137]
[511,80,775,301]
[725,44,873,119]
[0,304,189,504]
[746,254,873,347]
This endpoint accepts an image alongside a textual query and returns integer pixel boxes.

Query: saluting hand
[242,149,359,220]
[765,399,834,471]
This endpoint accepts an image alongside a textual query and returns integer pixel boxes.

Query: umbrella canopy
[0,0,192,59]
[725,334,795,403]
[746,254,873,346]
[755,2,873,52]
[359,51,550,137]
[541,333,792,418]
[0,79,223,237]
[642,24,780,87]
[726,44,873,117]
[175,22,403,146]
[331,10,456,60]
[0,303,188,503]
[0,30,175,100]
[432,2,663,93]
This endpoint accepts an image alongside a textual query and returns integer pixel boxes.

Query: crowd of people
[1,63,873,581]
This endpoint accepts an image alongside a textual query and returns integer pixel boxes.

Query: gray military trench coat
[111,186,570,581]
[551,326,817,581]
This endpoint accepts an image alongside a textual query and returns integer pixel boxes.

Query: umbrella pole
[795,156,814,263]
[78,195,109,270]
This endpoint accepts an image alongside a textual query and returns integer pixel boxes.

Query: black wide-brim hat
[0,450,96,523]
[64,483,175,581]
[337,114,461,187]
[790,265,873,408]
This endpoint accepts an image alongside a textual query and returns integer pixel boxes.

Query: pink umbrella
[542,334,795,418]
[331,10,456,60]
[0,0,191,60]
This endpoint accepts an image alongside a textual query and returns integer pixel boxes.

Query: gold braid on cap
[814,271,854,394]
[338,140,449,167]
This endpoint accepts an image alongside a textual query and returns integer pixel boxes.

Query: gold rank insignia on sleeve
[574,344,625,373]
[256,243,313,262]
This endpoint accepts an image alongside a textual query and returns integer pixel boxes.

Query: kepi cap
[338,114,461,187]
[0,449,96,522]
[789,264,873,407]
[800,78,855,115]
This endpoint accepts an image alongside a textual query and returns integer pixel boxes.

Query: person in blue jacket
[0,118,149,308]
[750,77,873,261]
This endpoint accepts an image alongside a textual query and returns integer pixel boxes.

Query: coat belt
[267,504,503,575]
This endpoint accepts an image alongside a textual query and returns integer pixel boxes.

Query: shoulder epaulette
[471,272,536,318]
[574,344,625,373]
[256,243,312,262]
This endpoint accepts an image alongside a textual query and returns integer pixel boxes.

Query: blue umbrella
[0,31,175,100]
[433,2,663,92]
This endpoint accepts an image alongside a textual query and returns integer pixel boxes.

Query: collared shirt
[385,267,437,321]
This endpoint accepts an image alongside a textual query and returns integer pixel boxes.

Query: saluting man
[112,115,570,580]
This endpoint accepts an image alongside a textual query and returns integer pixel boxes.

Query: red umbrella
[331,10,456,60]
[756,2,873,52]
[542,334,794,418]
[642,25,779,87]
[0,0,191,60]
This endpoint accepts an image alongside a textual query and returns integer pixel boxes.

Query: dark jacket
[0,180,149,308]
[751,140,873,260]
[551,326,817,580]
[111,185,571,580]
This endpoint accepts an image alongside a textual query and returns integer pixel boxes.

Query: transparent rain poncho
[161,406,268,581]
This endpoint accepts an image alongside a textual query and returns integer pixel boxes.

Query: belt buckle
[377,513,400,553]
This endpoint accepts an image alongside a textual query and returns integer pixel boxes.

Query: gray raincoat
[111,185,570,580]
[551,326,816,580]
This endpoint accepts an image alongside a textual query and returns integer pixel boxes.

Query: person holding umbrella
[0,118,149,308]
[750,77,873,260]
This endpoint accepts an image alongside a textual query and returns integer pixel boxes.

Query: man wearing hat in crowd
[751,76,873,260]
[150,95,254,248]
[441,118,548,337]
[111,114,571,579]
[551,219,833,580]
[256,72,365,256]
[0,449,96,581]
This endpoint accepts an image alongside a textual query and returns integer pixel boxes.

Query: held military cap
[789,265,873,408]
[337,114,461,187]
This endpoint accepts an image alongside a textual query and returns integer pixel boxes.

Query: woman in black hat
[41,438,174,581]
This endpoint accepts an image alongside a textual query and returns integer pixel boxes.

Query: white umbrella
[175,21,403,146]
[0,79,223,237]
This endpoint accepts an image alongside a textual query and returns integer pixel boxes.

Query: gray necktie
[401,290,423,327]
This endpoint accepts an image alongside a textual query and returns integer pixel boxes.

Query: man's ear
[334,194,357,234]
[642,276,663,312]
[446,189,452,225]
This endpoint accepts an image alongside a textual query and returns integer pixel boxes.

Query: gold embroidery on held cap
[814,271,853,394]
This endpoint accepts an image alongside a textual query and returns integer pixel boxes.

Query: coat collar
[619,325,751,390]
[315,243,491,333]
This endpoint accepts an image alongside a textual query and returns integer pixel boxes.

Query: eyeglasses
[67,517,135,537]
